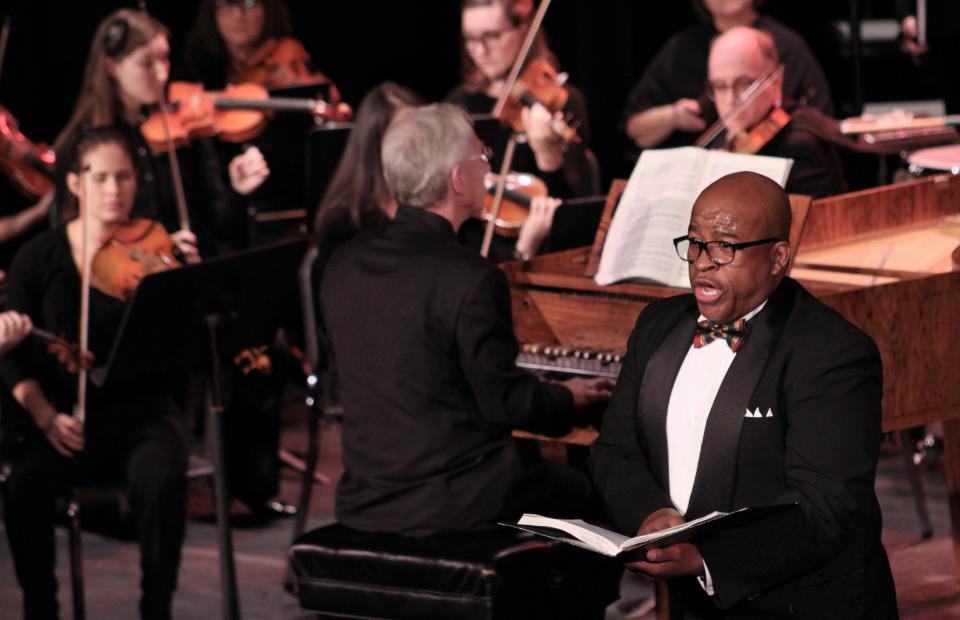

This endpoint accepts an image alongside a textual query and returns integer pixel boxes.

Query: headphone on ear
[104,17,130,58]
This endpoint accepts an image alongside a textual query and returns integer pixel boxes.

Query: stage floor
[1,391,958,618]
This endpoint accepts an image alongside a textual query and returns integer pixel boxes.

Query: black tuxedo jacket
[591,278,897,618]
[321,206,574,537]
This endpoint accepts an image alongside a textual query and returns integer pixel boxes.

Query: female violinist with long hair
[316,81,560,265]
[0,127,196,620]
[314,82,424,258]
[50,8,270,255]
[446,0,596,200]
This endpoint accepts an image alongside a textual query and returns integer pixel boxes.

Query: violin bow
[138,0,192,234]
[0,14,11,85]
[74,166,93,425]
[482,0,553,258]
[694,63,784,150]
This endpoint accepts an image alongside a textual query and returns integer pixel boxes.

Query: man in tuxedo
[322,103,613,537]
[591,171,896,618]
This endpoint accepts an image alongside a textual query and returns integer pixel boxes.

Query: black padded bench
[289,522,620,619]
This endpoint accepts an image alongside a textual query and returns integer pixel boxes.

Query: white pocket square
[744,407,774,418]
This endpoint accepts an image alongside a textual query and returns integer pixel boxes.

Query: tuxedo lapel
[686,294,788,518]
[636,305,698,492]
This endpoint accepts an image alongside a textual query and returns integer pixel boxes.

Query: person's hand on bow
[170,229,200,264]
[522,103,565,172]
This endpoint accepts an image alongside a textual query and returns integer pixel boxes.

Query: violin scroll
[498,58,581,145]
[29,327,95,374]
[45,338,95,374]
[0,106,56,198]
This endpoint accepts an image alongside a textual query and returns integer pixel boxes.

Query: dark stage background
[0,0,936,232]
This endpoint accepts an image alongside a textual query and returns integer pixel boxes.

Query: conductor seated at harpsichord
[321,103,613,536]
[590,171,897,618]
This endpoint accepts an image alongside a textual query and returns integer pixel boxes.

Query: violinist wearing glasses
[703,27,844,198]
[446,0,600,263]
[447,0,597,199]
[622,0,833,152]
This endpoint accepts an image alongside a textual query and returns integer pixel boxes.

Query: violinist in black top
[0,128,198,620]
[49,8,270,255]
[446,0,596,200]
[703,27,845,198]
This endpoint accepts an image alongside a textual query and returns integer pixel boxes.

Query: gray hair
[381,103,475,208]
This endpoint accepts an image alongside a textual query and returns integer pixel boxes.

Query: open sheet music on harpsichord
[594,147,794,288]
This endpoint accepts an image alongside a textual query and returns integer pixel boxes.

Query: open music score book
[502,504,794,562]
[594,147,793,288]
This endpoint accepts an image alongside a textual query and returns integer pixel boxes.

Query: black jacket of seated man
[591,277,897,619]
[322,204,589,537]
[754,101,847,199]
[708,100,847,199]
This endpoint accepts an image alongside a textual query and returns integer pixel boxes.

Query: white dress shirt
[664,302,766,595]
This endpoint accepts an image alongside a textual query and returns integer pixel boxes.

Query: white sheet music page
[594,147,793,288]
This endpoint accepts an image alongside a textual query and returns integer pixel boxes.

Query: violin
[482,172,548,237]
[90,218,182,301]
[30,326,94,374]
[234,37,336,91]
[139,81,351,154]
[497,58,580,144]
[0,106,56,198]
[725,106,792,154]
[695,64,786,154]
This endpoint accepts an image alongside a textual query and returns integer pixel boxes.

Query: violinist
[447,0,595,200]
[176,0,344,250]
[177,0,341,95]
[704,27,844,198]
[50,8,269,255]
[0,127,195,620]
[622,0,834,151]
[178,0,334,517]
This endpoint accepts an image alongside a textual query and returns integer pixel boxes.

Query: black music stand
[548,195,608,252]
[91,238,307,620]
[303,123,352,225]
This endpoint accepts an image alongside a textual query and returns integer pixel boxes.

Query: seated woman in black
[0,127,199,619]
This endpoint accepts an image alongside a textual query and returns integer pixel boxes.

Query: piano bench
[289,522,619,620]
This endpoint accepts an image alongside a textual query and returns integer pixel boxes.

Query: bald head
[697,171,791,240]
[710,26,779,67]
[687,172,792,322]
[708,26,782,132]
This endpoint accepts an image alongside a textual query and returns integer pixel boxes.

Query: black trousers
[223,350,285,510]
[2,395,188,620]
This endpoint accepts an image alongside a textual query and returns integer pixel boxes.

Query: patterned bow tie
[693,319,750,352]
